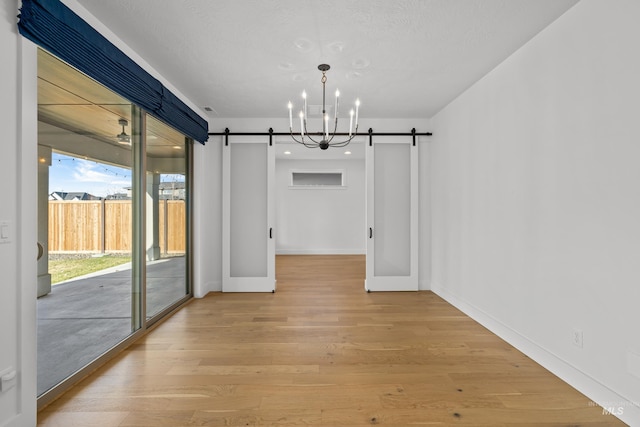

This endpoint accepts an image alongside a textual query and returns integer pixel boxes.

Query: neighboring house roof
[159,182,185,191]
[49,191,100,201]
[123,182,185,191]
[105,193,130,200]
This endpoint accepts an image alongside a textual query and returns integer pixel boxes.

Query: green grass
[49,255,131,284]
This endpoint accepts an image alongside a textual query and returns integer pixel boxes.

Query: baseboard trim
[418,280,430,291]
[194,280,221,297]
[276,249,365,255]
[431,282,638,426]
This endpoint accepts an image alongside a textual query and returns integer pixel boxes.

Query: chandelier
[288,64,360,150]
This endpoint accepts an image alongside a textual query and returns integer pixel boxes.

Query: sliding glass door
[37,49,192,404]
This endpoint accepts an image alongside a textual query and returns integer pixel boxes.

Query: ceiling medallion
[287,64,360,150]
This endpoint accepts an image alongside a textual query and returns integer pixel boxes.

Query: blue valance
[18,0,208,143]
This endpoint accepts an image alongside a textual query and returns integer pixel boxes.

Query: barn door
[365,138,418,291]
[223,138,275,292]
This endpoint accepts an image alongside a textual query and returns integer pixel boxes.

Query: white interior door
[365,138,418,291]
[223,138,275,292]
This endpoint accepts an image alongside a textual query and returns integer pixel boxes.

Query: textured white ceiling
[75,0,578,120]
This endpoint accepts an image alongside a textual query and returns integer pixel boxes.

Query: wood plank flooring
[38,255,626,426]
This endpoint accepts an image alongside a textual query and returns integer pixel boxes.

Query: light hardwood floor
[38,255,626,426]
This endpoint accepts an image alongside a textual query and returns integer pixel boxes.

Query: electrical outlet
[627,350,640,380]
[0,367,17,393]
[572,328,583,348]
[0,221,9,244]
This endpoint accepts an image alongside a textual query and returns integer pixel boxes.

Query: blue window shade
[18,0,208,143]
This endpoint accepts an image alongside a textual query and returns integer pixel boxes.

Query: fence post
[163,199,168,255]
[100,199,106,253]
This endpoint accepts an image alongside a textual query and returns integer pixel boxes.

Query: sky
[49,153,183,198]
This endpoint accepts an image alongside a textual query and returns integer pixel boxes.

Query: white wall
[276,158,365,254]
[193,139,222,296]
[429,0,640,423]
[418,133,431,290]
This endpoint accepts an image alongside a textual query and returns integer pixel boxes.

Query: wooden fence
[48,200,185,253]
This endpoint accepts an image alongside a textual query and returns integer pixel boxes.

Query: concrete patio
[37,256,187,396]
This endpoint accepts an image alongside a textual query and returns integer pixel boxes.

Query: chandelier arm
[301,120,325,144]
[303,133,323,144]
[289,132,322,148]
[328,136,354,148]
[299,140,322,148]
[300,141,320,148]
[301,119,309,140]
[288,132,304,144]
[326,117,340,144]
[331,125,360,147]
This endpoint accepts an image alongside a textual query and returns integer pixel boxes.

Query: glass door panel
[37,47,136,395]
[223,139,275,292]
[374,143,411,276]
[365,139,418,291]
[145,115,189,318]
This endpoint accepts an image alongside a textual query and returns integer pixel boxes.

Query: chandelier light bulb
[302,90,308,120]
[324,114,329,140]
[299,111,304,136]
[349,109,354,137]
